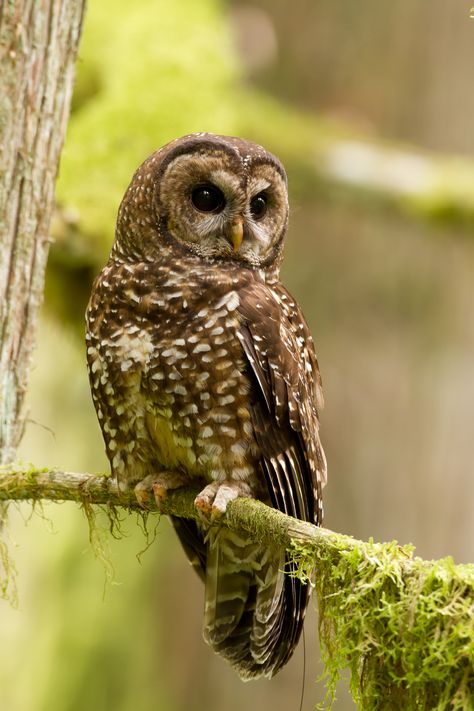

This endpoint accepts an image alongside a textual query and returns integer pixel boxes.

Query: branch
[1,464,473,710]
[0,464,351,552]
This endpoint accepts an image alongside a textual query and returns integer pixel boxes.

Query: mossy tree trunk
[0,0,86,464]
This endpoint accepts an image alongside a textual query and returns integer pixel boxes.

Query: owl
[86,133,327,679]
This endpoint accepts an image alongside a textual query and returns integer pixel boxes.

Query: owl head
[113,133,289,273]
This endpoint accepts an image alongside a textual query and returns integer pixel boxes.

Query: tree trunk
[0,0,86,464]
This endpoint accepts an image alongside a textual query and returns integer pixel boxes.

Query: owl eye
[191,184,225,213]
[250,192,268,220]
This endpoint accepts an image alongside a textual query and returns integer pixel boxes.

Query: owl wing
[237,280,326,526]
[231,279,326,673]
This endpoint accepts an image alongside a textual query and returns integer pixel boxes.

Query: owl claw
[134,472,188,511]
[195,481,252,521]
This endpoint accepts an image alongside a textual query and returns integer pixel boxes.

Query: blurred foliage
[57,0,239,252]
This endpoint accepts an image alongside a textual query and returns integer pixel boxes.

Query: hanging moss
[290,536,474,709]
[0,503,18,606]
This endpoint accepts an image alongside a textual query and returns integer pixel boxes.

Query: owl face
[156,137,288,268]
[114,134,289,271]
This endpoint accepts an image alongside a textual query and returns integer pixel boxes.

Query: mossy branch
[1,464,474,710]
[0,463,347,551]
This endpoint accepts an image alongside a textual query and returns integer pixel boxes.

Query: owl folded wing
[236,280,326,526]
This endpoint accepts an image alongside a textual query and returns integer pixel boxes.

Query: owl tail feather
[203,528,306,680]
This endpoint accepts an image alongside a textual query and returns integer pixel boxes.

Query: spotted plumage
[86,133,327,679]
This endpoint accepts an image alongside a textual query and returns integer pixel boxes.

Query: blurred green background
[2,1,474,709]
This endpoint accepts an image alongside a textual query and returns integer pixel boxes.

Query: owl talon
[135,472,188,511]
[195,481,252,521]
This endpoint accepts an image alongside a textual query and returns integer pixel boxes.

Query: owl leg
[195,480,254,520]
[134,471,189,510]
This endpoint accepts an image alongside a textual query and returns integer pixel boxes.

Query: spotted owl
[86,133,327,679]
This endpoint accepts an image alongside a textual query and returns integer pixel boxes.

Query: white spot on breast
[179,403,198,416]
[173,384,187,396]
[91,360,101,373]
[219,395,235,405]
[201,426,213,438]
[193,343,211,354]
[231,442,246,456]
[112,453,124,472]
[210,411,231,423]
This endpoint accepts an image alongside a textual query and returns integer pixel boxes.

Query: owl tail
[202,527,308,680]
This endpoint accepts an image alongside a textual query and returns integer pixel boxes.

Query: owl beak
[229,217,244,252]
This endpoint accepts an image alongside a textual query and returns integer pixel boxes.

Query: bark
[0,0,86,464]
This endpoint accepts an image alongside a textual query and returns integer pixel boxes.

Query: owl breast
[87,256,262,494]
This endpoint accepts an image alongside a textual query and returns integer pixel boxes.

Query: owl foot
[135,471,188,511]
[195,481,253,521]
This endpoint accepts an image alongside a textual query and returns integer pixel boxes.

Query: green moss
[290,536,474,709]
[80,500,161,584]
